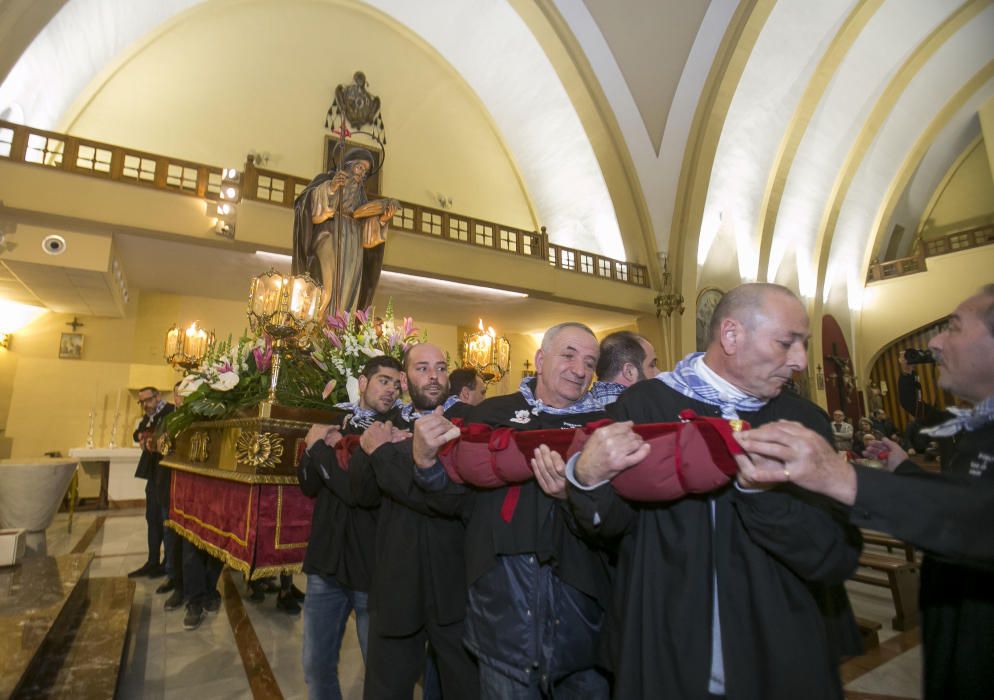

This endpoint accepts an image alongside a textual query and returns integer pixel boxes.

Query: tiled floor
[44,510,922,699]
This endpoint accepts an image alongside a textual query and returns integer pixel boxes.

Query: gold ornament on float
[188,431,211,463]
[462,319,510,384]
[157,433,174,457]
[235,430,285,470]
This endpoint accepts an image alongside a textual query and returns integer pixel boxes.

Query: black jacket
[852,421,994,699]
[415,387,611,684]
[297,411,398,591]
[349,406,470,637]
[133,402,174,481]
[567,381,861,700]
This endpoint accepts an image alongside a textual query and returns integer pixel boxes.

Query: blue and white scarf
[517,377,603,415]
[334,401,378,430]
[656,352,767,419]
[590,381,627,407]
[399,401,440,424]
[442,395,462,412]
[921,395,994,437]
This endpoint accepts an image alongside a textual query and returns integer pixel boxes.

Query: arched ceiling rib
[822,2,994,304]
[551,0,738,255]
[766,0,958,296]
[698,0,856,283]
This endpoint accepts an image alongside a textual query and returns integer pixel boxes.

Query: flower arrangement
[308,300,424,404]
[165,301,425,433]
[166,334,273,435]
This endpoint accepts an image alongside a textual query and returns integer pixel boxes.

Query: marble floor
[40,510,923,699]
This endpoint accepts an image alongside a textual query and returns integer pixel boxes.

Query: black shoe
[290,584,305,602]
[276,592,301,615]
[146,564,167,579]
[164,589,184,611]
[248,582,266,603]
[205,592,222,613]
[183,603,207,630]
[127,562,158,578]
[155,579,175,594]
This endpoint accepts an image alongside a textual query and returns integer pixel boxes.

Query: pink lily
[403,316,415,337]
[328,333,343,350]
[321,379,337,400]
[252,337,273,373]
[355,307,370,326]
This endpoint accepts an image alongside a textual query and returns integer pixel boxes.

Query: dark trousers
[161,506,183,587]
[144,479,163,565]
[363,610,478,700]
[183,540,222,606]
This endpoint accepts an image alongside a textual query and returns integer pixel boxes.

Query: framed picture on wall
[695,288,724,352]
[59,332,83,359]
[323,135,383,196]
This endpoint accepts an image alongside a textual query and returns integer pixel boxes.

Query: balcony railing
[866,223,994,282]
[0,120,649,288]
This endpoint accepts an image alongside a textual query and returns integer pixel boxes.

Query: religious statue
[292,148,399,320]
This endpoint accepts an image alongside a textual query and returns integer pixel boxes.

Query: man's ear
[400,373,409,393]
[534,349,545,375]
[622,363,638,383]
[458,386,471,402]
[358,375,369,394]
[718,318,741,355]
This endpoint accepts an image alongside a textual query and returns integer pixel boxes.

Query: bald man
[566,283,861,699]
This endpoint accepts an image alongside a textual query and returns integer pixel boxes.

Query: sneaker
[275,592,301,615]
[183,603,207,631]
[205,592,222,613]
[164,589,184,611]
[155,579,175,594]
[127,562,160,578]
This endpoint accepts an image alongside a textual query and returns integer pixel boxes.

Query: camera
[41,234,67,255]
[904,348,935,365]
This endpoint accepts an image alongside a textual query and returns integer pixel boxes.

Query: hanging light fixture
[462,318,511,384]
[164,321,214,370]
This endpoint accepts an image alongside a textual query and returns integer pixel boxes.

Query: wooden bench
[854,616,881,650]
[862,530,916,562]
[851,552,919,631]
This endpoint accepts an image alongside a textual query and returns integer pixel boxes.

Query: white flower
[346,375,360,403]
[360,345,384,358]
[177,375,206,396]
[209,370,240,392]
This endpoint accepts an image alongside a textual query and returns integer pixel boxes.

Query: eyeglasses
[137,396,158,405]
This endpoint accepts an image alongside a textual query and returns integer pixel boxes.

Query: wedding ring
[783,468,791,481]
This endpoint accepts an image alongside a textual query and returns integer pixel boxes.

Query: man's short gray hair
[978,284,994,336]
[541,322,596,353]
[708,283,801,344]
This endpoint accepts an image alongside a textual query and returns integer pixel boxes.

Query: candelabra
[247,269,322,412]
[164,321,214,370]
[463,319,511,384]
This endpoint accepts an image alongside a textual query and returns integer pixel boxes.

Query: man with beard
[351,343,479,699]
[129,386,175,579]
[565,284,861,699]
[292,148,398,319]
[590,331,658,406]
[412,322,611,698]
[298,356,403,700]
[444,367,487,419]
[736,284,994,700]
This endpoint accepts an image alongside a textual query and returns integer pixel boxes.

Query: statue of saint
[292,148,398,320]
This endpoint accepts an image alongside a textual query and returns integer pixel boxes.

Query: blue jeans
[182,540,222,606]
[478,662,609,700]
[302,573,369,700]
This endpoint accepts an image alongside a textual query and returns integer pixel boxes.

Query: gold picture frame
[59,332,84,359]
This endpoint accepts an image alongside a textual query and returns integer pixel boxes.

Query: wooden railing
[0,120,650,288]
[867,223,994,282]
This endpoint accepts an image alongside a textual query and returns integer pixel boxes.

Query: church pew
[861,530,916,563]
[851,552,920,631]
